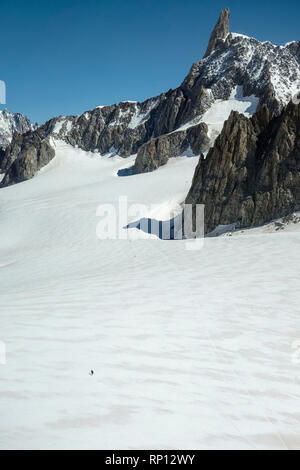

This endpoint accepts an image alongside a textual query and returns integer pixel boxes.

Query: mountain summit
[0,109,33,149]
[203,7,230,58]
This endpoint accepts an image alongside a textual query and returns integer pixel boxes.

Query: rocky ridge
[1,8,300,187]
[0,108,34,149]
[186,102,300,234]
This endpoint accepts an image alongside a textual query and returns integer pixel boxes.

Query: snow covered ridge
[52,116,74,135]
[0,108,34,148]
[186,29,300,114]
[176,86,259,147]
[51,98,161,138]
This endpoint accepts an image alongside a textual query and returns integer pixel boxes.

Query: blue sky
[1,0,299,124]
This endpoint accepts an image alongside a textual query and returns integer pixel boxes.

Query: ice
[52,118,74,136]
[229,32,253,40]
[200,86,258,145]
[52,118,66,134]
[128,100,159,129]
[177,86,259,147]
[0,141,300,450]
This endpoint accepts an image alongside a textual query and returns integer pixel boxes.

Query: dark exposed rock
[0,147,5,166]
[133,123,209,174]
[52,90,211,158]
[203,8,230,58]
[0,129,55,187]
[133,131,188,174]
[0,123,49,174]
[185,103,300,234]
[61,100,156,156]
[187,123,211,155]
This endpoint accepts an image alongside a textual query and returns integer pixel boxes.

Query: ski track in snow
[1,141,300,449]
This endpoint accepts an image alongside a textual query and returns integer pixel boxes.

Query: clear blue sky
[1,0,299,124]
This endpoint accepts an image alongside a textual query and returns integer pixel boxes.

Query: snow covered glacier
[1,142,300,449]
[1,7,300,450]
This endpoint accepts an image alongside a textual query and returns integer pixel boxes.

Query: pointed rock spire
[203,8,230,58]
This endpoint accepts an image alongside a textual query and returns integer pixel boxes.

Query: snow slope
[1,142,300,450]
[178,86,259,147]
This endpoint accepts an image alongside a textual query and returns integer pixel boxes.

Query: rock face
[0,108,34,148]
[49,99,158,156]
[0,124,55,186]
[185,103,300,233]
[1,8,300,186]
[203,8,230,58]
[133,123,209,173]
[183,33,300,117]
[48,89,212,158]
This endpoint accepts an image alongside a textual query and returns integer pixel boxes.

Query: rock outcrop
[51,99,157,156]
[203,8,230,58]
[185,103,300,233]
[0,126,55,186]
[133,123,209,173]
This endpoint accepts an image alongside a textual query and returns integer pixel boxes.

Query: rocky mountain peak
[1,8,300,189]
[0,108,34,149]
[203,8,230,58]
